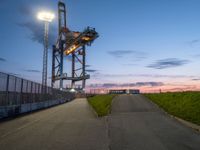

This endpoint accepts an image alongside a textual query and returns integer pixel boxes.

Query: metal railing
[0,72,74,106]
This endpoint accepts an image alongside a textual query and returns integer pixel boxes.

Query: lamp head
[37,11,55,22]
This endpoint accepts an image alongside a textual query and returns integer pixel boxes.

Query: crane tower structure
[52,2,98,91]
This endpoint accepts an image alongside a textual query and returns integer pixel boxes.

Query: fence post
[35,83,36,103]
[35,83,36,93]
[6,74,9,106]
[38,84,39,94]
[26,80,28,104]
[20,79,23,105]
[14,76,17,105]
[26,80,28,93]
[31,82,33,103]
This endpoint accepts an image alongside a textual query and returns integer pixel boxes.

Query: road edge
[141,94,200,133]
[86,98,99,117]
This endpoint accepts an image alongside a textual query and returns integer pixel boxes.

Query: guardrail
[0,72,75,119]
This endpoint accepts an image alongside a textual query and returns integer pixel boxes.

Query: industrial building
[128,89,140,94]
[109,89,140,94]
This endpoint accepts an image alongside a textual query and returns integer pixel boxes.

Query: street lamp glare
[37,11,55,22]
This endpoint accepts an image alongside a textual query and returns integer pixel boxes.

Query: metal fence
[0,72,74,106]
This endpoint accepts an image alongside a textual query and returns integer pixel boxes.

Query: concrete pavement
[0,98,109,150]
[108,94,200,150]
[1,95,200,150]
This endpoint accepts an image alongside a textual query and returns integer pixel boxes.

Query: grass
[87,94,115,117]
[144,92,200,125]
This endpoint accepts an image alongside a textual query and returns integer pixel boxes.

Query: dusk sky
[1,0,200,92]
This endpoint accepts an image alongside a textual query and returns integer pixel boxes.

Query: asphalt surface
[0,98,108,150]
[108,94,200,150]
[0,95,200,150]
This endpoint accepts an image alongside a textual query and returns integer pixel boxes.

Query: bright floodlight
[70,89,76,93]
[37,11,55,22]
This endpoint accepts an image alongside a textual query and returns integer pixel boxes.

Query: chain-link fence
[0,72,74,106]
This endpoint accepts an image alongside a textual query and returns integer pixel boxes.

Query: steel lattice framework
[42,21,49,92]
[52,2,98,90]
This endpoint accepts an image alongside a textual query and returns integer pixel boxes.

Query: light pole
[37,11,54,93]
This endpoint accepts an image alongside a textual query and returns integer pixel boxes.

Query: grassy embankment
[87,94,115,117]
[145,92,200,125]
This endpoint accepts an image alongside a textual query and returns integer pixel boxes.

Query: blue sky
[1,0,200,91]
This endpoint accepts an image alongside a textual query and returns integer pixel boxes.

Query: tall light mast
[37,11,55,92]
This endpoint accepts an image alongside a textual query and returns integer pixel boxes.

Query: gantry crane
[52,1,98,91]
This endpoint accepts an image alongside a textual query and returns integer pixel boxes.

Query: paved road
[1,95,200,150]
[0,98,108,150]
[108,94,200,150]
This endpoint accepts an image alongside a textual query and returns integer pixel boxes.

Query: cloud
[137,74,195,78]
[190,39,199,44]
[135,82,164,87]
[147,58,189,69]
[24,69,40,73]
[6,72,21,77]
[86,65,91,67]
[93,73,176,78]
[18,4,32,16]
[17,4,57,48]
[10,73,21,77]
[108,50,146,60]
[18,22,57,48]
[90,73,198,81]
[86,69,98,73]
[122,63,137,66]
[88,82,164,88]
[108,50,133,58]
[0,57,6,62]
[192,54,200,58]
[192,78,200,81]
[187,39,200,47]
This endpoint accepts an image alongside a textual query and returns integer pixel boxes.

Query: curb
[86,99,99,118]
[142,95,200,133]
[173,116,200,132]
[109,95,118,114]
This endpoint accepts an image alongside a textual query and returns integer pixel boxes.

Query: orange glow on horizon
[85,83,200,94]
